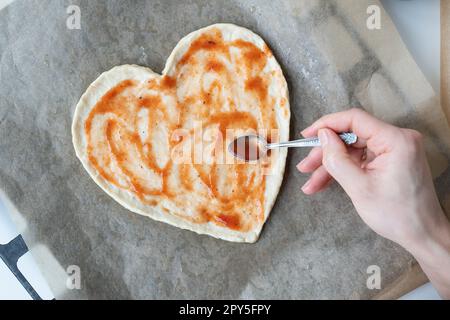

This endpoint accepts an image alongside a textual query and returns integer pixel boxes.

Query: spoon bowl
[228,135,268,161]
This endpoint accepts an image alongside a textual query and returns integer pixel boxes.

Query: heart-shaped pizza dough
[72,24,290,242]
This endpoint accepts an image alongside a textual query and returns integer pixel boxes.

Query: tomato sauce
[84,28,279,232]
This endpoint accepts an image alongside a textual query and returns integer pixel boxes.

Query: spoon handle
[266,132,357,149]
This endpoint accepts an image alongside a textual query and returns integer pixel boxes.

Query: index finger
[301,108,395,147]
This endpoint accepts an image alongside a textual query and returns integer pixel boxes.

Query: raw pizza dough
[72,23,290,242]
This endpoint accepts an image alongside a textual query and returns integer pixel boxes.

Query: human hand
[297,108,445,246]
[297,108,450,297]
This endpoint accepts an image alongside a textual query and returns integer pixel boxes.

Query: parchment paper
[1,0,450,299]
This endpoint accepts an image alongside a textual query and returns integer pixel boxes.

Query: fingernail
[300,126,310,136]
[296,158,307,171]
[301,179,311,193]
[318,129,328,146]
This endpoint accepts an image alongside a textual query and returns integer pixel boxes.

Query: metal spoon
[228,132,357,161]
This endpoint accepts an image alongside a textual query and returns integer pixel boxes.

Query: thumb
[319,128,365,194]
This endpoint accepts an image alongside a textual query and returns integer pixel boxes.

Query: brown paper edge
[373,262,428,300]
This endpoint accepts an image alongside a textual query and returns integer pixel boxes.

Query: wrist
[402,209,450,298]
[405,211,450,267]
